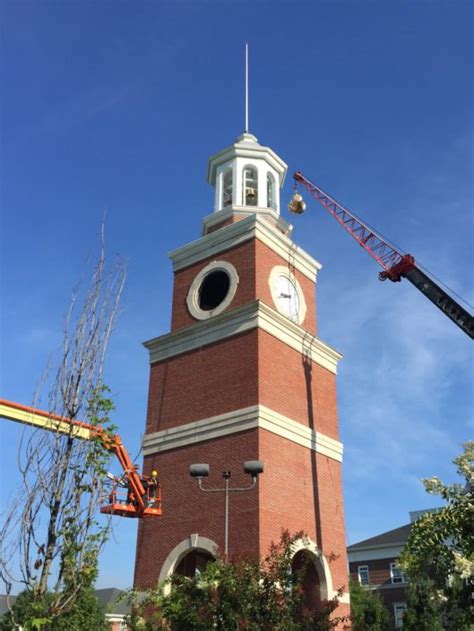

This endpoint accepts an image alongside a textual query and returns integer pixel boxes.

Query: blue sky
[1,1,472,590]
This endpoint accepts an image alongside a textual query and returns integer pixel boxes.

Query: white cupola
[206,131,288,219]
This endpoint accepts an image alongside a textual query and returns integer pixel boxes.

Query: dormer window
[243,166,258,206]
[267,173,276,210]
[223,168,233,207]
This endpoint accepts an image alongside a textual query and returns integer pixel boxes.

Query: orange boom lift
[0,398,162,519]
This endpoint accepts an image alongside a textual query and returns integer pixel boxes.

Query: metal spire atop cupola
[245,42,249,134]
[206,44,288,223]
[238,43,257,144]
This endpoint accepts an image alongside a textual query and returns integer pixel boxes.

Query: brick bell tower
[134,130,350,619]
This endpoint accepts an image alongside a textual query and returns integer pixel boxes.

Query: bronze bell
[288,192,306,214]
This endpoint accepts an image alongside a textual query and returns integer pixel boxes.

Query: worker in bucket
[143,469,159,506]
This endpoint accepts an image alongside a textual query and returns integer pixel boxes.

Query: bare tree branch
[0,225,126,623]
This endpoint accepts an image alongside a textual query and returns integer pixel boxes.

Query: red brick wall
[145,329,259,433]
[349,557,399,588]
[349,559,408,626]
[205,214,247,234]
[145,326,338,439]
[134,428,349,626]
[258,328,339,439]
[170,237,316,335]
[254,239,317,336]
[134,428,261,588]
[205,214,290,236]
[258,432,348,595]
[136,232,348,626]
[378,587,407,623]
[171,240,257,331]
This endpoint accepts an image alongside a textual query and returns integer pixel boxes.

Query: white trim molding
[144,300,342,375]
[186,260,239,320]
[105,614,127,626]
[159,535,218,587]
[347,545,405,562]
[142,404,343,462]
[169,214,321,282]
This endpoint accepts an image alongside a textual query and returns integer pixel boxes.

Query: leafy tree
[47,583,109,631]
[0,590,51,631]
[348,579,390,631]
[0,584,108,631]
[399,441,473,630]
[124,532,346,630]
[401,577,443,631]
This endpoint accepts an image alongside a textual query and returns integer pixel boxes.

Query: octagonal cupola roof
[206,131,288,218]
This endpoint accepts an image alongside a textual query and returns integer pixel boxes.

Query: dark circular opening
[198,270,230,311]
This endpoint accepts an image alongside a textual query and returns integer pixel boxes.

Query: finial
[245,42,249,133]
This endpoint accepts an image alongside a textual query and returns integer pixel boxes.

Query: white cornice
[144,301,259,363]
[142,404,343,462]
[348,541,408,553]
[169,214,321,281]
[143,300,342,374]
[347,546,404,562]
[201,207,293,237]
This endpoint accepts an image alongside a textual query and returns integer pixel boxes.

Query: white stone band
[159,535,218,586]
[169,214,321,281]
[144,300,342,375]
[142,404,343,463]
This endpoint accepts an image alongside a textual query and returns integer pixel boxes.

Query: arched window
[175,549,214,578]
[242,166,258,206]
[267,173,276,210]
[223,168,233,207]
[292,550,323,613]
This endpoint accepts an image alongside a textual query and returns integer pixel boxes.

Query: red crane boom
[292,171,474,339]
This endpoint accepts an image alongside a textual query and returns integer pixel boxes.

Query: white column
[271,167,280,214]
[257,163,266,208]
[215,167,223,212]
[234,158,243,206]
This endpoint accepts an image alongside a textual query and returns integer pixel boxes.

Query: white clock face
[274,274,300,320]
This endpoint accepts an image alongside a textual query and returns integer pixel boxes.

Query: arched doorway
[290,537,333,613]
[158,535,218,585]
[292,549,323,611]
[174,548,214,577]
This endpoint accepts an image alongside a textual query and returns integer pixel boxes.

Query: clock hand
[279,292,291,298]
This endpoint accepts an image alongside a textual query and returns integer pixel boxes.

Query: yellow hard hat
[151,470,158,477]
